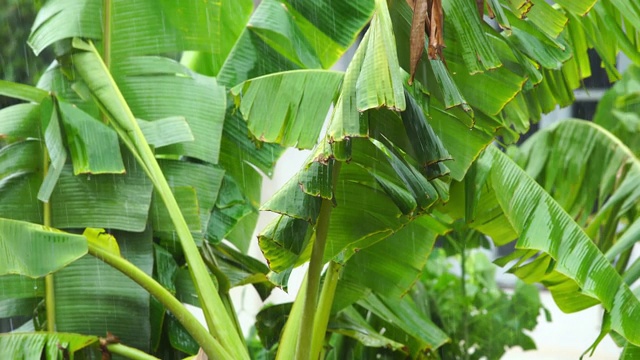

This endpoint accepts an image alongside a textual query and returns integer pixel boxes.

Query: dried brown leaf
[486,0,496,18]
[477,0,484,19]
[409,0,430,84]
[428,0,445,61]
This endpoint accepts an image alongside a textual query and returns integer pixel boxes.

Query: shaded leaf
[58,101,125,175]
[54,229,153,352]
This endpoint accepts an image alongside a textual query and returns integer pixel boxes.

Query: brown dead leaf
[409,0,430,84]
[486,0,496,19]
[427,0,445,61]
[477,0,484,19]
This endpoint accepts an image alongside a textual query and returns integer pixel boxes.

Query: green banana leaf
[231,70,343,149]
[53,229,153,352]
[511,119,640,242]
[0,275,43,319]
[0,332,100,359]
[0,218,87,278]
[330,215,449,311]
[450,146,640,345]
[113,57,226,165]
[217,0,373,86]
[594,64,640,156]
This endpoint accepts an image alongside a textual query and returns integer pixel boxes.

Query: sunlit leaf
[442,0,501,73]
[0,218,87,278]
[0,332,99,359]
[485,146,640,345]
[231,70,343,149]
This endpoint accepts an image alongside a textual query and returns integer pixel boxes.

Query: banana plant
[2,0,640,359]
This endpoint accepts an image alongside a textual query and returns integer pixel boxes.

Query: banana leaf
[0,332,100,359]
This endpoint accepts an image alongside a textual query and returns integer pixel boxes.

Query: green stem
[71,40,248,359]
[309,261,342,359]
[105,343,160,360]
[42,146,55,332]
[202,244,246,345]
[276,275,308,360]
[623,257,640,285]
[87,243,231,360]
[296,161,341,360]
[615,247,633,275]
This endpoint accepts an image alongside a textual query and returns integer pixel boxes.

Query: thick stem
[72,40,248,359]
[105,343,160,360]
[42,146,55,332]
[309,261,342,359]
[202,244,246,345]
[87,243,231,360]
[296,161,341,360]
[276,275,308,360]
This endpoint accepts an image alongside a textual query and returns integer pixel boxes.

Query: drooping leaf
[283,0,375,68]
[527,0,568,40]
[328,306,404,351]
[442,0,501,73]
[38,97,66,203]
[483,146,640,345]
[356,0,406,111]
[0,104,42,141]
[359,293,450,356]
[555,0,597,16]
[0,218,87,278]
[0,332,100,359]
[0,80,48,104]
[247,0,322,69]
[57,101,125,175]
[206,174,255,246]
[180,0,254,76]
[332,216,449,312]
[217,0,374,86]
[231,70,343,149]
[137,117,194,149]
